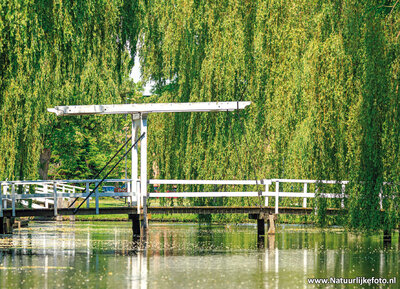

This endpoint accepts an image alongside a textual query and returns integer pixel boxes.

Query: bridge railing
[147,179,352,214]
[0,179,135,217]
[0,178,391,217]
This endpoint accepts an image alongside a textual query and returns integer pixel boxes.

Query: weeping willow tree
[0,0,141,180]
[1,0,400,229]
[139,0,400,229]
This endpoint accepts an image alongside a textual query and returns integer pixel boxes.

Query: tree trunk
[39,148,51,180]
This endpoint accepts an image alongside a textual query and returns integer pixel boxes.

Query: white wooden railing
[0,178,390,217]
[148,179,350,214]
[0,179,134,217]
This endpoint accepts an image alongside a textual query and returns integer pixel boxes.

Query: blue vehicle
[102,186,115,192]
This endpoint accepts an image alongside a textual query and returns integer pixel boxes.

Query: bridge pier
[257,218,265,236]
[383,229,391,244]
[249,214,277,236]
[129,214,146,237]
[249,213,277,238]
[267,214,276,235]
[0,217,14,234]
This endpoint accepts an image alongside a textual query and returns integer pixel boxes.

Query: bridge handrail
[1,178,397,218]
[148,179,266,185]
[0,178,133,185]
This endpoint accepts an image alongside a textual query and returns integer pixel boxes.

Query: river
[0,221,398,288]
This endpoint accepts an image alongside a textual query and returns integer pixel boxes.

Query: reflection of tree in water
[0,237,14,252]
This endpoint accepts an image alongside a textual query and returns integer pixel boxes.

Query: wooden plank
[148,179,265,185]
[16,192,131,199]
[48,101,251,116]
[149,192,261,198]
[0,206,343,217]
[263,192,316,198]
[270,179,349,184]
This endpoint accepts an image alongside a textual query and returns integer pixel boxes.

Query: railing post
[136,180,140,214]
[53,182,58,216]
[95,182,99,215]
[0,182,3,217]
[341,184,345,209]
[140,115,148,228]
[265,181,269,206]
[127,181,131,203]
[11,184,16,217]
[132,117,139,209]
[86,183,90,209]
[275,181,279,214]
[303,183,307,208]
[3,184,7,209]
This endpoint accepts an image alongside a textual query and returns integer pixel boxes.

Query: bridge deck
[0,206,342,217]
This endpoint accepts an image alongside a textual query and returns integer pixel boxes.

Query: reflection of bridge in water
[1,223,397,288]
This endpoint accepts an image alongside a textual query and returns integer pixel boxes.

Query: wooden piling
[129,214,145,237]
[257,218,265,236]
[0,217,4,234]
[267,214,276,235]
[383,229,391,243]
[249,213,266,248]
[0,217,13,234]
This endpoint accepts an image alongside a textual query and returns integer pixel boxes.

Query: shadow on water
[0,222,399,288]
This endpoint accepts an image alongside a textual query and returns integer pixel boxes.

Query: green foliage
[140,0,400,230]
[0,0,142,180]
[2,0,400,230]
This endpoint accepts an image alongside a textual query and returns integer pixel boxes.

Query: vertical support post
[383,229,391,243]
[303,183,307,208]
[86,183,90,208]
[341,184,345,209]
[11,184,16,217]
[136,181,140,214]
[264,181,269,206]
[268,214,276,234]
[129,214,141,236]
[379,186,383,210]
[275,181,279,214]
[0,182,3,218]
[0,217,4,234]
[132,117,139,210]
[257,217,265,236]
[257,216,265,249]
[53,182,58,216]
[95,182,99,215]
[3,184,7,209]
[140,115,148,228]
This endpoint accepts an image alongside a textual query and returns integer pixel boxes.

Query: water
[0,222,399,288]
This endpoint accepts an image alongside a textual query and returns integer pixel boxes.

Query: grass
[70,197,130,221]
